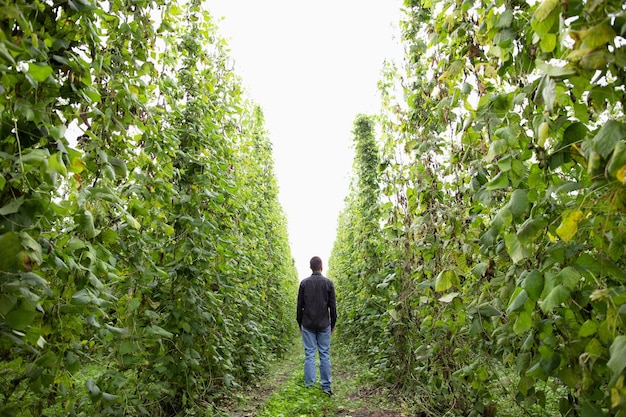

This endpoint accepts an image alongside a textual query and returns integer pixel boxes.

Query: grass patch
[256,370,337,417]
[218,338,408,417]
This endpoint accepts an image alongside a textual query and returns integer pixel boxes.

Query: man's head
[310,256,323,272]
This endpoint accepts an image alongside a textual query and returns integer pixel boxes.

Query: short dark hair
[310,256,322,272]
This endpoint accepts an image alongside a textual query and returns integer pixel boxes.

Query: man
[296,256,337,396]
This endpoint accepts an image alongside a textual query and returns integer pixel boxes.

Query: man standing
[296,256,337,395]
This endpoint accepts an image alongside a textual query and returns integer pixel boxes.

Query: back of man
[296,256,337,395]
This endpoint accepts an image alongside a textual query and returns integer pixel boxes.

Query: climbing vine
[332,0,626,415]
[0,0,297,415]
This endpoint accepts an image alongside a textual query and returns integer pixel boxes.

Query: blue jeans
[301,326,332,390]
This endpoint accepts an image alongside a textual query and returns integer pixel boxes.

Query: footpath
[219,339,409,417]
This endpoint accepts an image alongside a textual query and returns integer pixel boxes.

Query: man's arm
[296,282,304,332]
[328,281,337,332]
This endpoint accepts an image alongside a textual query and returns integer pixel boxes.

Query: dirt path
[219,340,409,417]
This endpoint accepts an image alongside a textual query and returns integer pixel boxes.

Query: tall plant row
[0,0,298,415]
[331,0,625,415]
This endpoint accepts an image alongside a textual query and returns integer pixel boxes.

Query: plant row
[0,1,298,415]
[330,0,626,416]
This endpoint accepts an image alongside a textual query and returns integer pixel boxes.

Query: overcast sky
[207,1,404,279]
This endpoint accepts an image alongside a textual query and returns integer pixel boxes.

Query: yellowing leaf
[556,209,583,242]
[617,166,626,184]
[533,0,559,22]
[580,23,616,50]
[435,270,460,292]
[540,33,557,53]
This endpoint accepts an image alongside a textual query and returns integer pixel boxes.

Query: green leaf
[125,213,141,229]
[471,262,489,278]
[541,285,570,313]
[540,76,556,112]
[507,288,529,313]
[486,171,509,190]
[496,10,513,28]
[592,120,626,159]
[607,336,626,386]
[435,270,460,292]
[20,148,49,166]
[14,99,36,121]
[517,216,547,242]
[508,189,528,218]
[119,341,138,355]
[477,304,501,317]
[0,196,24,215]
[4,302,38,330]
[513,310,533,335]
[99,229,118,243]
[0,293,17,315]
[0,231,21,270]
[439,292,459,303]
[78,210,96,238]
[505,233,530,264]
[146,325,174,339]
[556,266,581,289]
[0,42,16,65]
[86,378,101,398]
[522,270,544,301]
[28,63,53,82]
[578,320,597,337]
[46,152,68,177]
[35,351,57,368]
[558,367,580,389]
[71,289,92,305]
[535,59,577,78]
[487,139,508,161]
[21,272,52,296]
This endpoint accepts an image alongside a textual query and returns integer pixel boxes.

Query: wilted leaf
[435,270,460,292]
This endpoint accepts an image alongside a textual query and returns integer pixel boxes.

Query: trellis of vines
[0,1,297,415]
[331,0,625,415]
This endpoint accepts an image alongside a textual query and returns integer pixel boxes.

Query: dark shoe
[322,389,333,396]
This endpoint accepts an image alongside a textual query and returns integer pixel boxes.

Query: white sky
[207,1,404,279]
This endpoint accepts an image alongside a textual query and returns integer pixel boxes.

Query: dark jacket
[297,272,337,331]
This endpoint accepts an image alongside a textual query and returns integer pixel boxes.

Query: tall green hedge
[331,0,626,415]
[0,1,297,415]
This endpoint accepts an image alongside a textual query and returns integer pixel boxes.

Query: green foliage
[0,0,297,415]
[331,0,626,415]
